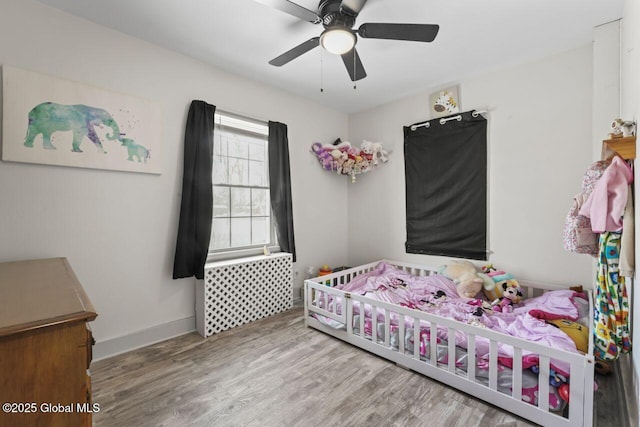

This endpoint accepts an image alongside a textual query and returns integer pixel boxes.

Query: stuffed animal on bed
[546,318,589,353]
[491,282,523,313]
[480,264,520,302]
[439,260,483,298]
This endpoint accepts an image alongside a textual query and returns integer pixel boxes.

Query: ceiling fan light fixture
[320,28,356,55]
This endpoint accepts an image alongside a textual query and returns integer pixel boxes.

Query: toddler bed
[304,260,595,427]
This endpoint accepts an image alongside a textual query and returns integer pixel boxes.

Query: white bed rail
[303,260,594,427]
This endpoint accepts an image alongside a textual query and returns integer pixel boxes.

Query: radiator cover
[196,253,293,337]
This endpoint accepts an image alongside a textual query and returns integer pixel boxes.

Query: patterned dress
[593,232,632,361]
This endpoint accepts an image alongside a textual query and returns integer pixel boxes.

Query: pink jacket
[579,156,633,233]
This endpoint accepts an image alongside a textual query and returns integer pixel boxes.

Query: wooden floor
[91,307,625,427]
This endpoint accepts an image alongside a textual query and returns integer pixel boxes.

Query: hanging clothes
[579,155,633,233]
[593,232,632,361]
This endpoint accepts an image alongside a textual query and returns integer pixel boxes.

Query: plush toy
[371,142,389,164]
[480,263,520,302]
[347,146,360,159]
[491,282,523,313]
[312,139,390,181]
[342,158,355,175]
[531,365,568,387]
[439,260,483,299]
[311,142,335,171]
[360,140,374,162]
[330,149,342,160]
[610,118,636,138]
[547,318,589,353]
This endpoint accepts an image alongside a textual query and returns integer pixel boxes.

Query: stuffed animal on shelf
[491,282,523,313]
[610,118,636,138]
[439,260,483,299]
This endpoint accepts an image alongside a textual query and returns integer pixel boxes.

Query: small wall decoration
[2,66,162,174]
[310,139,389,182]
[429,85,461,119]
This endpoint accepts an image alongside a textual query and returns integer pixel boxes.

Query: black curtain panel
[268,121,297,262]
[404,111,487,260]
[173,100,216,279]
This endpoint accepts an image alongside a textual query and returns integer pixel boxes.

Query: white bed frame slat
[384,310,391,347]
[447,327,456,373]
[398,314,405,354]
[430,322,437,366]
[413,318,420,359]
[513,347,523,401]
[371,306,378,344]
[489,340,498,391]
[304,259,594,427]
[467,334,476,381]
[359,302,365,338]
[539,355,550,412]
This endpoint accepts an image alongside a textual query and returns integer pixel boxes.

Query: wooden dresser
[0,258,97,427]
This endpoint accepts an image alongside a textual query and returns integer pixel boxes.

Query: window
[210,112,276,256]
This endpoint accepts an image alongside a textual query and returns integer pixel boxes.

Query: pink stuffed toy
[492,282,523,313]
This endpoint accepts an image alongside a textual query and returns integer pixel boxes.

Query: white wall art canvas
[2,66,162,174]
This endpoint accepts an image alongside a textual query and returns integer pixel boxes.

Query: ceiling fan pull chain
[353,50,357,90]
[320,50,324,92]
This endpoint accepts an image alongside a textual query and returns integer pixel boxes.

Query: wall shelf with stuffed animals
[310,139,390,183]
[602,118,636,160]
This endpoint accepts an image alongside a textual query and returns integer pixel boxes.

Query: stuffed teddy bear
[360,140,374,162]
[371,142,389,165]
[439,260,483,298]
[361,140,389,166]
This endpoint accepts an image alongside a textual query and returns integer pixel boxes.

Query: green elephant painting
[121,137,151,163]
[23,102,122,153]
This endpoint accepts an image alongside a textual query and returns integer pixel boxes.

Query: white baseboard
[92,316,196,362]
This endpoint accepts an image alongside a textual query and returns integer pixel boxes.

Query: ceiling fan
[259,0,440,81]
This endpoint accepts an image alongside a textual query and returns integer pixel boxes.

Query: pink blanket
[325,262,586,376]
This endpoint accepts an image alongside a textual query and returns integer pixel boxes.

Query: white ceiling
[35,0,623,114]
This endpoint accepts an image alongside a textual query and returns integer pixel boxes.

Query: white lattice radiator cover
[196,253,293,337]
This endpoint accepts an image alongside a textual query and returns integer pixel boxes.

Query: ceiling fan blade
[269,37,320,66]
[254,0,320,23]
[358,23,439,42]
[341,48,367,81]
[340,0,368,17]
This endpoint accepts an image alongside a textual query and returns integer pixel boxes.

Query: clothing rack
[410,110,488,131]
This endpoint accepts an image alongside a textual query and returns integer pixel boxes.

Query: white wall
[347,46,595,287]
[593,20,621,159]
[0,0,349,354]
[621,1,640,423]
